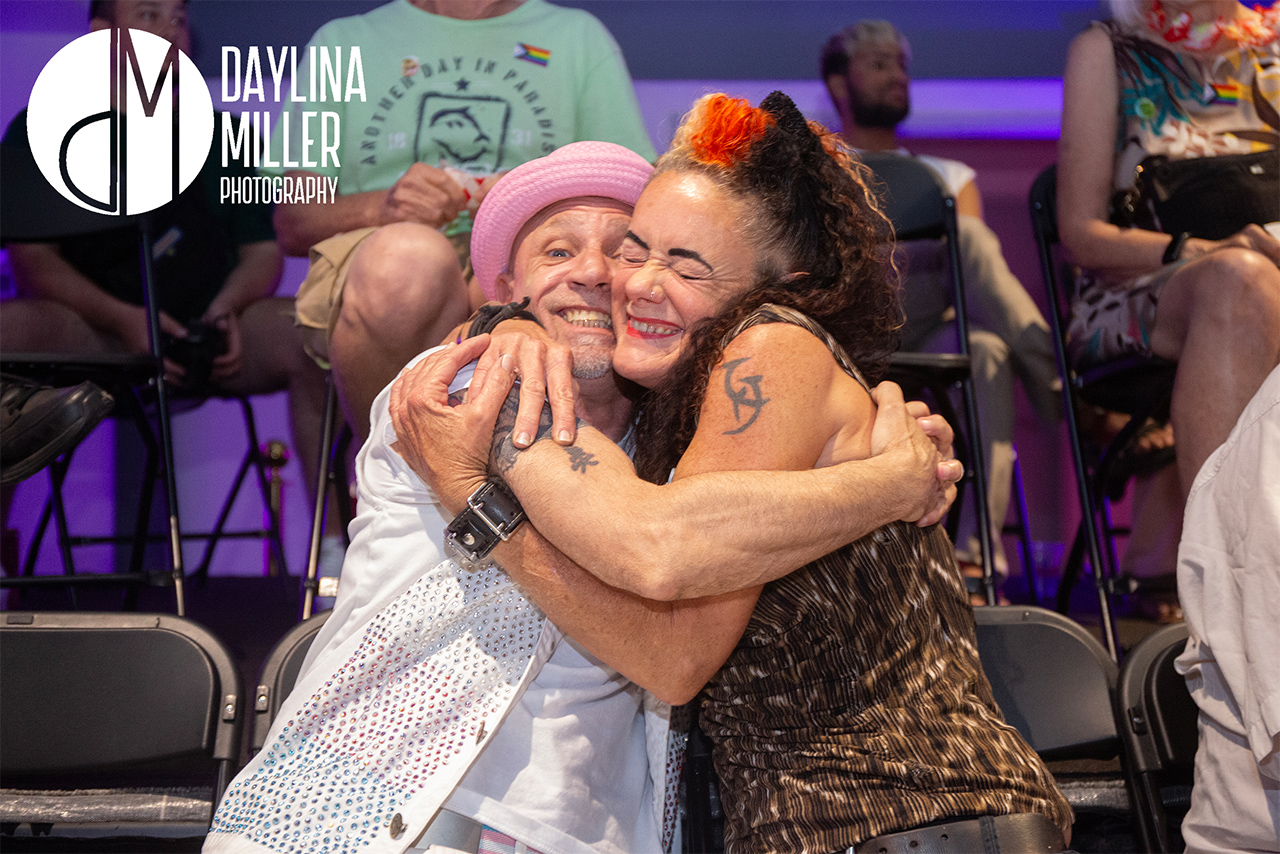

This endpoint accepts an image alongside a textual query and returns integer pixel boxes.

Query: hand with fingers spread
[471,318,579,448]
[389,336,516,514]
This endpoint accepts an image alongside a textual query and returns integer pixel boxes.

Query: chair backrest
[862,151,994,577]
[1029,164,1177,410]
[973,605,1120,760]
[859,150,954,241]
[0,611,243,804]
[251,611,331,752]
[1028,164,1077,331]
[1116,622,1197,853]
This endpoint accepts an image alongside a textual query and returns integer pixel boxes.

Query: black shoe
[0,374,114,485]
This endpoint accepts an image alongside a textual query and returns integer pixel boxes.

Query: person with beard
[822,20,1064,596]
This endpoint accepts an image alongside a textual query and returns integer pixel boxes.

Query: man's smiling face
[496,197,632,380]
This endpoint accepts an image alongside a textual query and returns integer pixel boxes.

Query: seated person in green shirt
[271,0,655,442]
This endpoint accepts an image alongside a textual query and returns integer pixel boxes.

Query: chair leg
[332,426,354,542]
[1056,526,1085,614]
[126,395,160,582]
[190,398,290,583]
[1063,413,1121,659]
[957,376,997,604]
[21,495,54,579]
[303,376,341,620]
[1007,448,1037,605]
[241,400,289,578]
[192,445,255,582]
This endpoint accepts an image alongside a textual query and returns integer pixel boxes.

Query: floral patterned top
[1064,17,1279,369]
[1101,17,1279,192]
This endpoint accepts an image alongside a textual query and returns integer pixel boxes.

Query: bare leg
[0,299,120,354]
[328,223,471,441]
[1149,248,1280,496]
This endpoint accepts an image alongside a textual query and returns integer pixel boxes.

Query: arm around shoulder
[499,322,908,600]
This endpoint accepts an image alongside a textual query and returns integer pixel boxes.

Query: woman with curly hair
[401,91,1072,853]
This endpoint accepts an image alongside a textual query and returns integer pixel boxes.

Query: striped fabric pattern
[700,307,1072,854]
[477,826,544,854]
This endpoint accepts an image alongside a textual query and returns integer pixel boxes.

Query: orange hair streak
[687,94,775,168]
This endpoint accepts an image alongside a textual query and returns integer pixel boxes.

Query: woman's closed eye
[671,262,710,281]
[619,242,648,265]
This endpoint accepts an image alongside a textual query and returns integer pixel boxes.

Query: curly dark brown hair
[633,91,903,483]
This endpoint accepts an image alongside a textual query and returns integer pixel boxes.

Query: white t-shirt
[903,148,977,200]
[309,348,659,854]
[446,637,659,854]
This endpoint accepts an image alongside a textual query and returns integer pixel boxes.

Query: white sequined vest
[205,559,684,854]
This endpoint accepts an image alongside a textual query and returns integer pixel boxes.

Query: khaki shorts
[294,226,474,366]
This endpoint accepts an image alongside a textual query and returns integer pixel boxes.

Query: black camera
[162,319,228,395]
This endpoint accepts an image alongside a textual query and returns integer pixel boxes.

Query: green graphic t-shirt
[260,0,655,234]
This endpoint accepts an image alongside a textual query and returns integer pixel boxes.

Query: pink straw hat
[471,141,654,300]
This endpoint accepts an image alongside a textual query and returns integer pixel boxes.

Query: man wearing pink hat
[208,142,958,854]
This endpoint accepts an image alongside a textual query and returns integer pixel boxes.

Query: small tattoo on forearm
[564,446,599,473]
[721,357,770,435]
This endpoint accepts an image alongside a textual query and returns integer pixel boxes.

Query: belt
[851,813,1066,854]
[407,809,484,853]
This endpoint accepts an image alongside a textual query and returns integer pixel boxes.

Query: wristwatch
[444,478,526,571]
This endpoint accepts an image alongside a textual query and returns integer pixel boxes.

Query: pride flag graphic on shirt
[515,43,551,66]
[1210,81,1241,104]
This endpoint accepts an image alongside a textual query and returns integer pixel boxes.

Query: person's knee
[340,223,467,330]
[967,328,1011,377]
[956,215,1003,256]
[0,299,109,353]
[1184,248,1280,332]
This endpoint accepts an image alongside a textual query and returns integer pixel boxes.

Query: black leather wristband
[467,297,542,339]
[1162,231,1190,265]
[444,478,526,570]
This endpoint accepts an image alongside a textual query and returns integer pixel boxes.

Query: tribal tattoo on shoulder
[719,357,770,436]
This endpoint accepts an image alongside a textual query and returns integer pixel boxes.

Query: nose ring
[648,286,658,301]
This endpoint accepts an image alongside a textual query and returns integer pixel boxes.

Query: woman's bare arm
[391,332,943,601]
[455,325,873,702]
[1058,26,1173,278]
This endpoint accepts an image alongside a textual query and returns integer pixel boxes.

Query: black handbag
[1111,149,1279,240]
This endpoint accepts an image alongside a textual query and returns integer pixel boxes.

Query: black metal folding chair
[1116,622,1197,853]
[973,605,1134,839]
[251,610,331,754]
[0,611,243,848]
[1028,165,1178,660]
[861,152,996,603]
[2,137,289,609]
[1,142,189,612]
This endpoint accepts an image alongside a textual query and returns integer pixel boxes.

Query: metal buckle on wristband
[444,478,526,571]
